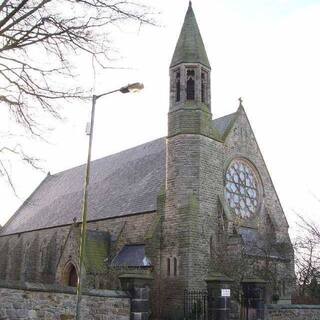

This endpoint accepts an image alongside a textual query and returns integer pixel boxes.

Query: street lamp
[75,82,144,320]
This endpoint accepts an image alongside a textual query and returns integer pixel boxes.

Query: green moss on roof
[170,2,210,68]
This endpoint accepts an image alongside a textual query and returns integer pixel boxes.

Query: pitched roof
[170,2,210,68]
[110,244,151,267]
[1,138,166,236]
[238,227,287,260]
[0,112,237,236]
[212,112,237,138]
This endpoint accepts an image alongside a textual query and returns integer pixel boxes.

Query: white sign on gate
[221,289,231,297]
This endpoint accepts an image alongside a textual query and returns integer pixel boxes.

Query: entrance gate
[241,282,265,320]
[184,290,208,320]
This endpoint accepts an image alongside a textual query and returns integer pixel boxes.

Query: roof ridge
[51,137,166,177]
[1,137,167,235]
[213,111,237,122]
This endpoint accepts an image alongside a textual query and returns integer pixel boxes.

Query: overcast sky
[1,0,320,237]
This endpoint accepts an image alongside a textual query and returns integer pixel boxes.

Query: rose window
[224,159,259,218]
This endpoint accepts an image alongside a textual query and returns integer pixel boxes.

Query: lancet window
[201,70,208,103]
[186,69,195,100]
[167,258,171,277]
[173,257,178,277]
[175,71,181,102]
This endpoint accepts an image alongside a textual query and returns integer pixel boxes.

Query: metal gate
[184,290,208,320]
[241,284,265,320]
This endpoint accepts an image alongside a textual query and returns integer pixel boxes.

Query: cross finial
[189,1,192,8]
[238,97,243,107]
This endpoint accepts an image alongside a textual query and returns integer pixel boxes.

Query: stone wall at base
[266,304,320,320]
[0,281,130,320]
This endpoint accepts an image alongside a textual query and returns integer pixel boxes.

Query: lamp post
[75,82,144,320]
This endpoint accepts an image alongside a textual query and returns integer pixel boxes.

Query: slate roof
[110,244,151,267]
[1,138,166,236]
[0,113,237,236]
[170,2,210,68]
[212,112,237,138]
[239,227,286,260]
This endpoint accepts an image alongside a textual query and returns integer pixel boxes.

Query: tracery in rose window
[224,159,259,218]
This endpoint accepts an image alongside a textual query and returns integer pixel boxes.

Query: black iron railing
[184,289,208,320]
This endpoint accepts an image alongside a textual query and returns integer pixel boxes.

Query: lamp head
[120,82,144,94]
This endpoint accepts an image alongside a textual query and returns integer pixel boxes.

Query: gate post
[119,273,153,320]
[206,272,233,320]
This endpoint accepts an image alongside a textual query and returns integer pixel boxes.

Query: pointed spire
[170,3,210,69]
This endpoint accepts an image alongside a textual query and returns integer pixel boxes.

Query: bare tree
[206,209,295,304]
[0,0,155,189]
[293,215,320,303]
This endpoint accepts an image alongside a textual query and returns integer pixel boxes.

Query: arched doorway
[63,263,78,287]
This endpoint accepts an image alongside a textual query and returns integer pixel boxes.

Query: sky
[1,0,320,238]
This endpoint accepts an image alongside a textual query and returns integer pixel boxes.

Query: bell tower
[160,3,221,317]
[168,1,216,138]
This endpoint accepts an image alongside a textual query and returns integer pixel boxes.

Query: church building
[0,2,294,319]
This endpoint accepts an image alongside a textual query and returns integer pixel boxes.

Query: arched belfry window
[201,71,208,103]
[186,69,195,100]
[175,71,181,102]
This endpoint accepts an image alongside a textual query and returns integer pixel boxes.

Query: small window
[201,71,207,103]
[282,280,286,296]
[209,236,213,258]
[63,263,78,287]
[175,71,181,102]
[173,257,178,277]
[167,258,171,277]
[68,264,78,287]
[186,69,195,100]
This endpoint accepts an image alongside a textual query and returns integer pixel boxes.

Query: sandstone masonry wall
[265,305,320,320]
[0,211,158,288]
[0,281,130,320]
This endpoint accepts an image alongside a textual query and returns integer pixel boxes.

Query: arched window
[186,69,195,100]
[40,241,47,272]
[63,263,78,287]
[282,280,286,296]
[68,264,78,287]
[175,71,181,102]
[210,236,213,258]
[201,71,207,103]
[173,257,178,277]
[167,258,171,277]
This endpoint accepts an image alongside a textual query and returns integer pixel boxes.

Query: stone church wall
[0,211,158,288]
[0,226,70,284]
[265,304,320,320]
[222,110,295,301]
[0,281,130,320]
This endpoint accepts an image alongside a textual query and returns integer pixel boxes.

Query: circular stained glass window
[224,159,259,218]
